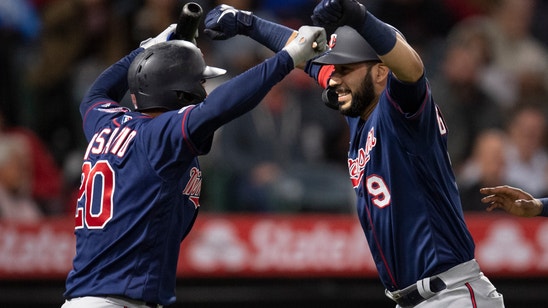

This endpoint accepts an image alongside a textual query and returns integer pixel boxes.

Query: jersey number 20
[75,160,115,229]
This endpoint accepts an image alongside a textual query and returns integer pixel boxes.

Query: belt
[387,277,447,307]
[107,295,163,308]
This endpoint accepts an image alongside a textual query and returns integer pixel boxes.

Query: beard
[340,65,376,118]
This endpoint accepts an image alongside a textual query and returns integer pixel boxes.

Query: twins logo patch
[348,127,377,188]
[183,167,202,208]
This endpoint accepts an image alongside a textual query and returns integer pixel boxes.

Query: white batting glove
[282,26,327,67]
[140,24,177,49]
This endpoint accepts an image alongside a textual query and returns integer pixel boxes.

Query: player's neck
[361,100,379,120]
[142,111,164,118]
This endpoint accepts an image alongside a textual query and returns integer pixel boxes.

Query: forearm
[378,35,424,83]
[186,51,294,142]
[205,6,296,52]
[246,16,296,52]
[357,12,423,82]
[311,0,423,82]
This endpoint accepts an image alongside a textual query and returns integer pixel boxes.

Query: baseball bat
[172,2,203,43]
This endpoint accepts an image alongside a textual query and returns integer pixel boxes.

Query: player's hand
[282,26,327,67]
[311,0,366,32]
[204,4,254,40]
[140,24,177,49]
[480,185,543,217]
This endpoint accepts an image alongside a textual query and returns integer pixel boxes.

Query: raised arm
[204,5,331,75]
[310,0,423,83]
[187,26,326,144]
[204,5,297,53]
[81,24,178,116]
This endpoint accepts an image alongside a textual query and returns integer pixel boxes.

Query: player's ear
[374,63,390,82]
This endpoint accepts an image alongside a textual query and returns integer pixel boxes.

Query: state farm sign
[0,218,74,279]
[2,213,548,279]
[179,215,376,277]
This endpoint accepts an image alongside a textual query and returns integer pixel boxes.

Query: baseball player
[204,1,505,307]
[481,185,548,217]
[60,21,326,307]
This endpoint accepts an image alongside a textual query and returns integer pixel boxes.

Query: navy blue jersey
[309,64,475,291]
[64,48,294,305]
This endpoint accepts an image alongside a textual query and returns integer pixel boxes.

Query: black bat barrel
[173,2,203,43]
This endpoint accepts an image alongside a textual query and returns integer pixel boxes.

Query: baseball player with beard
[204,1,505,307]
[60,21,326,307]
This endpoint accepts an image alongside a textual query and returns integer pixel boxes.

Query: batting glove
[140,24,177,49]
[311,0,366,32]
[204,5,253,40]
[282,26,327,67]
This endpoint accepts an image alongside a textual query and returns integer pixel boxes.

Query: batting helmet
[128,40,226,111]
[313,26,380,65]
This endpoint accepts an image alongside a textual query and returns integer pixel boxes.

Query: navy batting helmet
[128,40,226,111]
[313,26,380,65]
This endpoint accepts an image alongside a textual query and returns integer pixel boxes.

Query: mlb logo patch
[121,115,132,124]
[328,33,338,49]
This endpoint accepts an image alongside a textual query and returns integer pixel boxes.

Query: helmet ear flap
[175,80,207,106]
[176,91,202,106]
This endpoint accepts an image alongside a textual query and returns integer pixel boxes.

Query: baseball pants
[386,259,505,307]
[61,296,162,308]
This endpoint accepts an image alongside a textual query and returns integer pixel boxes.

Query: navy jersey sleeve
[183,51,295,151]
[130,50,295,178]
[540,198,548,217]
[80,48,295,169]
[386,72,427,114]
[382,73,445,154]
[80,48,143,140]
[304,61,334,89]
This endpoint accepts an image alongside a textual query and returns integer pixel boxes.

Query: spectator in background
[502,103,548,197]
[257,0,317,29]
[458,129,507,211]
[471,0,548,217]
[442,0,493,21]
[430,18,504,172]
[0,0,40,126]
[131,0,180,46]
[530,0,548,47]
[207,72,353,213]
[0,134,43,221]
[26,0,134,215]
[0,0,65,216]
[0,111,63,215]
[27,0,131,167]
[203,0,272,77]
[470,0,548,107]
[26,0,87,160]
[368,0,457,69]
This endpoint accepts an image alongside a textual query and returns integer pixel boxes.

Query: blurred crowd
[0,0,547,220]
